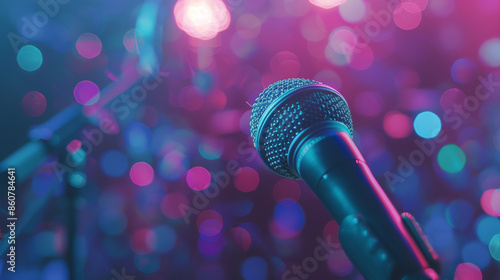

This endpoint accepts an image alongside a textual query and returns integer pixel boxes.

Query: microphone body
[289,121,438,280]
[250,79,440,280]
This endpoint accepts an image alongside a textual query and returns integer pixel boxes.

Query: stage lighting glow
[76,33,102,59]
[475,215,500,245]
[437,144,466,173]
[393,2,422,30]
[330,28,357,55]
[158,151,190,181]
[479,38,500,67]
[186,166,211,191]
[480,189,500,217]
[383,111,412,139]
[462,242,491,269]
[17,45,43,71]
[339,0,366,23]
[309,0,345,9]
[414,111,441,139]
[454,263,482,280]
[347,46,374,70]
[241,256,268,280]
[151,225,177,253]
[68,172,87,188]
[440,88,466,112]
[131,228,154,255]
[74,80,100,105]
[130,162,154,186]
[271,199,305,239]
[100,150,129,178]
[230,227,252,251]
[234,167,259,192]
[174,0,231,40]
[490,234,500,261]
[450,58,477,84]
[22,91,47,117]
[402,0,428,11]
[123,29,140,54]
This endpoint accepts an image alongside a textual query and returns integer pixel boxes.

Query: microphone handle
[288,121,439,280]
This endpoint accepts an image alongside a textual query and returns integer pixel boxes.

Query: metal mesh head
[250,78,353,179]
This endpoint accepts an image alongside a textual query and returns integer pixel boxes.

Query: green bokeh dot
[437,144,466,173]
[490,234,500,261]
[17,45,43,71]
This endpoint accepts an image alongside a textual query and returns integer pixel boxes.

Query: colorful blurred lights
[17,45,43,71]
[22,91,47,117]
[241,256,268,280]
[454,263,482,280]
[414,111,441,139]
[437,144,466,173]
[76,33,102,59]
[383,111,412,138]
[234,167,259,192]
[130,162,154,186]
[186,166,211,191]
[309,0,346,9]
[479,38,500,67]
[393,3,423,31]
[489,234,500,261]
[174,0,230,40]
[74,80,100,105]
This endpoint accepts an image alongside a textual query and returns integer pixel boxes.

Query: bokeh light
[123,29,140,54]
[241,256,268,280]
[440,88,466,112]
[462,241,491,269]
[100,150,129,177]
[489,234,500,261]
[309,0,346,9]
[76,33,102,59]
[271,199,305,239]
[450,58,477,84]
[475,215,500,245]
[17,45,43,71]
[186,166,211,191]
[234,167,259,192]
[22,91,47,117]
[130,162,154,186]
[437,144,466,173]
[454,263,482,280]
[479,38,500,67]
[339,0,366,23]
[174,0,230,40]
[393,2,423,30]
[480,189,500,217]
[73,80,100,105]
[414,111,442,139]
[230,227,252,252]
[383,111,412,138]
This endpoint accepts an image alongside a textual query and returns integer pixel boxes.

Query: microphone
[250,79,440,280]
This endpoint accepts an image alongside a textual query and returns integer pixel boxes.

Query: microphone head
[250,78,353,179]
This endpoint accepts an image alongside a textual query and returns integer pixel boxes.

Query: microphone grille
[250,78,320,141]
[250,78,353,179]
